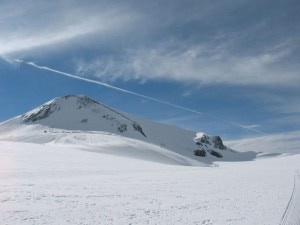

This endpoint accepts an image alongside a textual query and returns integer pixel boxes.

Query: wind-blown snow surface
[0,141,299,225]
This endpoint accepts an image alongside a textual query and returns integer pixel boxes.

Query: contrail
[229,121,267,135]
[14,59,266,135]
[14,59,203,115]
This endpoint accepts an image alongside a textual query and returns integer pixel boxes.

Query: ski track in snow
[280,171,300,225]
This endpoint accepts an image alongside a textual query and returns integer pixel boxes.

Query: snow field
[0,141,299,225]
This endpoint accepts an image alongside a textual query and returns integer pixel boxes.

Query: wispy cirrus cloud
[2,0,299,89]
[0,1,137,56]
[76,39,299,87]
[181,90,192,97]
[65,0,300,88]
[225,131,300,154]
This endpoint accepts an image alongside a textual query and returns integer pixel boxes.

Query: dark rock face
[102,115,115,121]
[209,149,223,158]
[196,134,211,145]
[132,122,147,138]
[212,136,226,150]
[118,124,127,133]
[194,149,207,157]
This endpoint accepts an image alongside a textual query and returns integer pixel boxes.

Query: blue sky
[0,0,299,151]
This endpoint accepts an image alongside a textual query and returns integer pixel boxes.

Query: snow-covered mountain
[1,95,299,225]
[0,95,256,164]
[21,94,147,138]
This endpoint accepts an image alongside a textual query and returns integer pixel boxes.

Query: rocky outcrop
[209,149,223,158]
[194,149,206,157]
[193,133,228,158]
[195,133,211,145]
[22,102,60,122]
[212,136,226,150]
[132,122,147,138]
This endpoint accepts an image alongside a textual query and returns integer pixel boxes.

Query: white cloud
[77,39,299,87]
[181,90,192,97]
[2,1,298,89]
[0,1,136,55]
[225,131,300,154]
[242,125,261,129]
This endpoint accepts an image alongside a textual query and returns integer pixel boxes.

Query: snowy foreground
[1,141,299,225]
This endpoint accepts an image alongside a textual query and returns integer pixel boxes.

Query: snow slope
[0,141,299,225]
[0,95,256,164]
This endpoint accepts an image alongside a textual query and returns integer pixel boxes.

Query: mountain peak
[22,94,97,122]
[20,94,147,138]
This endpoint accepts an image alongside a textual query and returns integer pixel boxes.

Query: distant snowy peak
[194,132,226,150]
[21,95,147,138]
[192,132,230,158]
